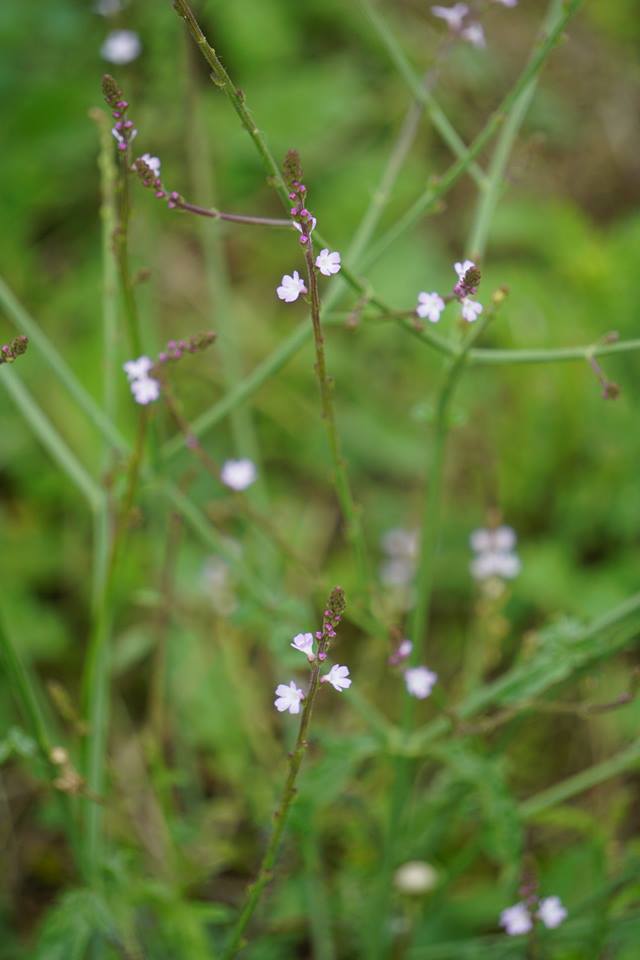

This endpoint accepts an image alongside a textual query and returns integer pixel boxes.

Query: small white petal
[123,355,154,381]
[416,291,445,323]
[315,249,341,277]
[220,458,257,491]
[130,375,160,405]
[431,3,469,30]
[454,259,476,280]
[322,664,352,692]
[276,270,307,303]
[101,29,141,65]
[461,22,486,48]
[291,632,315,659]
[461,298,483,323]
[274,681,305,714]
[140,153,161,176]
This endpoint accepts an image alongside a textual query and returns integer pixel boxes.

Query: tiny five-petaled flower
[404,666,438,699]
[461,298,483,323]
[220,458,257,491]
[500,896,567,936]
[274,681,305,715]
[431,3,469,30]
[500,903,533,936]
[291,632,315,660]
[538,897,567,929]
[321,664,352,692]
[315,249,342,277]
[277,271,307,303]
[470,525,521,580]
[417,291,445,323]
[101,29,141,64]
[123,355,160,405]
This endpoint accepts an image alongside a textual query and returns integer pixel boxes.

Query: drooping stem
[303,244,370,592]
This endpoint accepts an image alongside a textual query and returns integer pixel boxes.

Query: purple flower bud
[118,142,127,151]
[116,100,128,109]
[155,190,165,198]
[300,208,310,218]
[315,631,323,640]
[291,207,299,216]
[289,192,297,200]
[186,434,199,449]
[158,352,168,363]
[318,652,327,661]
[299,235,309,245]
[167,340,177,350]
[112,111,121,119]
[123,120,134,129]
[178,339,187,350]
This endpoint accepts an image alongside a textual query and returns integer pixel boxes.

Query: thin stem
[304,245,370,592]
[114,149,143,357]
[176,199,292,228]
[359,0,487,189]
[466,0,564,261]
[362,0,585,270]
[221,597,344,960]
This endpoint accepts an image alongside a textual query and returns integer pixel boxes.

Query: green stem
[466,0,564,261]
[304,244,369,591]
[362,0,585,270]
[359,0,487,189]
[114,150,143,358]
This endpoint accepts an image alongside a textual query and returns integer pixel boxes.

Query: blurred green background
[2,0,640,957]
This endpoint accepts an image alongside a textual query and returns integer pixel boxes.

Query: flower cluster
[416,260,483,325]
[470,524,521,581]
[275,587,351,715]
[0,334,28,365]
[123,331,215,406]
[431,2,517,49]
[500,896,567,936]
[133,155,185,210]
[276,150,341,303]
[102,74,137,152]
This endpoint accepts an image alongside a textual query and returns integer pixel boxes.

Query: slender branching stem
[303,245,370,592]
[176,199,292,228]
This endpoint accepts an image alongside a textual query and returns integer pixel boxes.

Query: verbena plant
[2,1,640,958]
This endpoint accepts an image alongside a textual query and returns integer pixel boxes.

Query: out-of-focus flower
[321,664,352,692]
[388,638,413,666]
[131,376,160,405]
[123,356,153,381]
[454,259,475,281]
[101,29,141,64]
[417,291,445,323]
[274,681,305,715]
[461,22,486,48]
[431,3,469,30]
[461,297,483,323]
[538,897,567,929]
[404,666,438,699]
[394,861,438,894]
[495,0,518,6]
[291,633,315,660]
[95,0,123,15]
[500,903,533,936]
[220,458,257,491]
[470,525,521,581]
[276,270,307,303]
[315,249,341,277]
[200,555,237,615]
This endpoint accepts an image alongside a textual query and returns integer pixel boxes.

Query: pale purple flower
[431,3,469,30]
[388,638,413,666]
[276,270,307,303]
[461,298,483,323]
[500,903,533,936]
[220,458,257,491]
[416,292,445,324]
[123,356,154,381]
[470,525,520,581]
[404,666,438,700]
[140,153,161,176]
[274,681,305,715]
[461,22,486,48]
[538,897,567,930]
[291,632,315,660]
[321,664,352,692]
[131,375,160,405]
[381,528,419,559]
[101,29,141,64]
[315,249,341,277]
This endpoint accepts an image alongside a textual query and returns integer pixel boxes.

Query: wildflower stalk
[221,589,346,960]
[303,244,370,591]
[175,199,292,228]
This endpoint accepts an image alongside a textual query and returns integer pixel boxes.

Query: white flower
[461,298,483,322]
[431,3,469,30]
[274,681,305,715]
[470,525,521,581]
[461,22,486,48]
[404,666,438,700]
[140,153,161,176]
[500,903,533,936]
[220,458,257,491]
[123,356,154,381]
[131,375,160,405]
[416,292,445,324]
[394,861,438,895]
[315,249,341,277]
[101,29,141,65]
[321,664,352,692]
[495,0,518,6]
[397,639,413,659]
[276,270,307,303]
[538,896,567,929]
[380,558,414,587]
[291,632,315,660]
[454,259,476,280]
[381,528,419,559]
